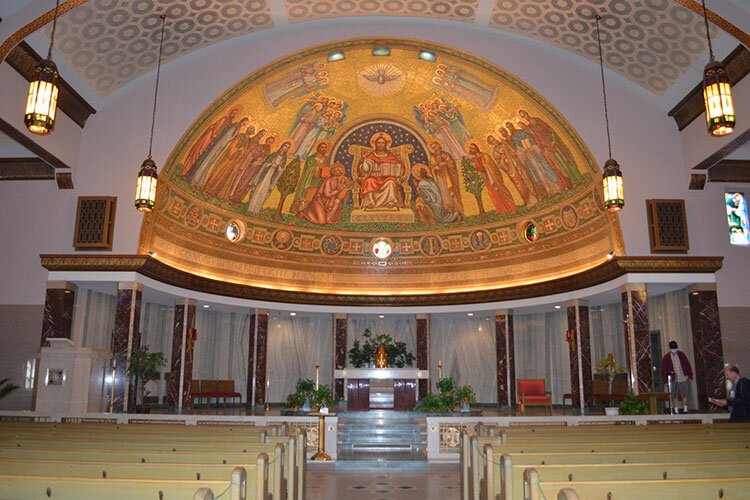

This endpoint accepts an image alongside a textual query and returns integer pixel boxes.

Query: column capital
[334,313,348,320]
[688,283,717,294]
[493,309,512,316]
[46,281,77,291]
[416,313,429,320]
[175,297,197,307]
[254,308,269,316]
[117,281,143,292]
[619,283,646,294]
[566,299,588,308]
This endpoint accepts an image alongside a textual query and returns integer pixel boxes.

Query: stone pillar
[112,282,143,413]
[688,284,725,411]
[252,309,269,407]
[167,298,196,411]
[495,310,515,408]
[333,313,348,401]
[40,281,76,346]
[621,284,652,395]
[567,300,593,411]
[416,314,429,399]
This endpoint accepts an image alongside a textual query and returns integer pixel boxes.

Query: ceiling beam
[0,157,54,180]
[708,159,750,183]
[0,116,73,171]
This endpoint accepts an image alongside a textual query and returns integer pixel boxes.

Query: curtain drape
[589,303,627,369]
[266,314,333,403]
[71,288,115,351]
[430,316,496,403]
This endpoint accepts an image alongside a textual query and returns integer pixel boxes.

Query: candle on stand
[438,359,443,380]
[315,362,320,390]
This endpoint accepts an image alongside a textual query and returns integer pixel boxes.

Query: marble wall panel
[495,313,515,407]
[254,312,269,406]
[622,288,652,394]
[40,285,75,346]
[689,290,725,410]
[334,315,347,400]
[247,313,257,404]
[567,303,592,409]
[167,302,196,410]
[111,286,142,413]
[416,316,429,399]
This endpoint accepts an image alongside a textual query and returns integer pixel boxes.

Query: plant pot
[460,402,471,412]
[605,407,620,416]
[301,398,311,412]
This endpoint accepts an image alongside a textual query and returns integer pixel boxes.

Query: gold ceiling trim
[40,254,723,307]
[673,0,750,49]
[0,0,89,64]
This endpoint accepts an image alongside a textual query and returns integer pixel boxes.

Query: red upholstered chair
[517,379,553,415]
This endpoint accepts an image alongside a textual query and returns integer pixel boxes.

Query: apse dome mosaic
[139,38,624,296]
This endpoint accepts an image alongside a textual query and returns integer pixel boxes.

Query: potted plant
[595,353,625,415]
[348,329,415,368]
[456,385,477,412]
[294,379,315,411]
[127,344,166,412]
[312,385,334,411]
[619,393,648,415]
[285,392,305,411]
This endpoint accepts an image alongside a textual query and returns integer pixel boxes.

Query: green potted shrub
[348,329,415,368]
[456,385,477,412]
[619,393,648,415]
[127,345,166,411]
[312,385,334,411]
[295,379,315,411]
[285,392,305,410]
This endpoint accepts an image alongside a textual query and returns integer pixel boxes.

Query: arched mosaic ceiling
[38,0,724,95]
[139,38,624,296]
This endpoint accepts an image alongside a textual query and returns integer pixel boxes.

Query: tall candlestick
[438,359,443,380]
[315,362,320,390]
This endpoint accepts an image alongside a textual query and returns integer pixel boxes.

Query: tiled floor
[306,463,460,500]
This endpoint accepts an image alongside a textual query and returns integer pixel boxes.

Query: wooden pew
[0,463,256,500]
[492,449,750,500]
[523,468,750,500]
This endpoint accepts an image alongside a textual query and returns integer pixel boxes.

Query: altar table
[334,368,429,411]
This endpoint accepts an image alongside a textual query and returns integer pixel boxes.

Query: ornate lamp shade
[703,60,735,136]
[602,158,624,212]
[135,158,158,212]
[24,59,59,135]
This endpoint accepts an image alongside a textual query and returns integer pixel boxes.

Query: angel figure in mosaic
[263,62,328,107]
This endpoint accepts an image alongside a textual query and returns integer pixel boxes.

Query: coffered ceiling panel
[47,0,273,95]
[489,0,720,95]
[284,0,479,23]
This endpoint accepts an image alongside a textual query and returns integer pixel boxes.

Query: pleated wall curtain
[71,287,115,351]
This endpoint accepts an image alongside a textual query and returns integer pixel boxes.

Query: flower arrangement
[284,378,334,411]
[348,328,415,368]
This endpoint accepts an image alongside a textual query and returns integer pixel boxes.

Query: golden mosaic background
[139,38,624,296]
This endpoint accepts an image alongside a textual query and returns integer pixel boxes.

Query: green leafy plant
[312,385,334,410]
[295,379,315,396]
[127,345,167,406]
[348,329,415,368]
[416,377,477,412]
[619,393,648,415]
[595,353,626,407]
[0,378,20,401]
[285,392,305,409]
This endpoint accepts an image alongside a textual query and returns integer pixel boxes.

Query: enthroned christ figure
[357,133,406,210]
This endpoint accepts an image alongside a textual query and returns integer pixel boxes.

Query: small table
[636,392,670,415]
[308,411,336,461]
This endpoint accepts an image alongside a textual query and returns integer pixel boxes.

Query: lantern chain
[148,14,167,160]
[595,15,613,161]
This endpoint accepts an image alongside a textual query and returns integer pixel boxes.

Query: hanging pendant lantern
[24,0,61,135]
[602,159,624,212]
[700,0,735,137]
[134,14,167,213]
[135,158,158,212]
[594,15,624,212]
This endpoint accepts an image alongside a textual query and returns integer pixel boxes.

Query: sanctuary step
[336,411,427,470]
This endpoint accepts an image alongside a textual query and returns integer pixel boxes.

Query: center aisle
[306,463,460,500]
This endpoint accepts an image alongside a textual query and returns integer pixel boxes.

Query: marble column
[495,310,515,408]
[252,309,269,407]
[416,314,429,399]
[333,313,348,401]
[621,284,652,395]
[167,298,196,411]
[567,300,593,411]
[688,285,725,411]
[40,281,76,346]
[111,282,143,413]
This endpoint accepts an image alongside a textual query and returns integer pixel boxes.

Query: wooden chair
[516,379,552,415]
